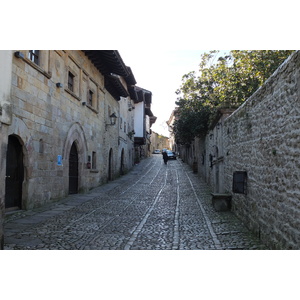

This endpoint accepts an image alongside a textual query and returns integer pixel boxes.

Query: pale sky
[119,50,207,137]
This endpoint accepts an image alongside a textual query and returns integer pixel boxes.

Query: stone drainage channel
[4,155,267,250]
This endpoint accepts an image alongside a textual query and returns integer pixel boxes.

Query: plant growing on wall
[173,50,294,144]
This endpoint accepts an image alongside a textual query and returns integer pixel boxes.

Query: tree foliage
[173,50,294,144]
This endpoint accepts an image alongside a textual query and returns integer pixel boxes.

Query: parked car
[166,150,176,159]
[153,149,161,154]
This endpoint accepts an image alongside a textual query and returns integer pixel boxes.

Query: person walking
[162,150,168,165]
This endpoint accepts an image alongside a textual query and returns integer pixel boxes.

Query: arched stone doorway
[69,142,79,194]
[63,123,88,195]
[5,135,24,210]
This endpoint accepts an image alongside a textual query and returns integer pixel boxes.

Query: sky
[119,50,207,137]
[4,1,297,140]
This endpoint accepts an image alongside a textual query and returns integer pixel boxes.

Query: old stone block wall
[223,51,300,249]
[5,50,131,210]
[118,96,135,174]
[150,132,169,153]
[180,51,300,249]
[194,111,234,193]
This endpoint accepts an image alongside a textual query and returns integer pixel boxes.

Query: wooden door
[69,142,78,194]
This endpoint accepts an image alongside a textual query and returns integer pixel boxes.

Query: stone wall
[150,132,169,153]
[118,96,135,174]
[223,51,300,249]
[180,51,300,249]
[4,50,134,210]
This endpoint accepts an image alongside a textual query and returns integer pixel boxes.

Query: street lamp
[105,113,117,130]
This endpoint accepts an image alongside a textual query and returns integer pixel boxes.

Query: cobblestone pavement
[4,156,267,250]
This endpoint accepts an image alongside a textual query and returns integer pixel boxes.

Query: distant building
[150,132,169,153]
[166,107,179,152]
[129,86,156,162]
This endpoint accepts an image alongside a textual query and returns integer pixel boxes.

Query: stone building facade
[222,51,300,249]
[166,108,178,153]
[150,131,169,153]
[132,87,156,162]
[175,51,300,249]
[192,109,235,192]
[0,50,156,249]
[118,96,135,175]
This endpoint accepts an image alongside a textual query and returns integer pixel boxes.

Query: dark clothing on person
[162,151,168,164]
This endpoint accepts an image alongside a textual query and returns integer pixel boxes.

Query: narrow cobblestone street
[4,155,266,250]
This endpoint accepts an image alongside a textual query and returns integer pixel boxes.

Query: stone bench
[211,193,232,212]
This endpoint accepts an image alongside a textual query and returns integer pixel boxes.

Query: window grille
[68,72,75,91]
[88,90,93,106]
[92,151,96,169]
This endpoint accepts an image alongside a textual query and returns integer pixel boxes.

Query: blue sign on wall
[57,155,62,166]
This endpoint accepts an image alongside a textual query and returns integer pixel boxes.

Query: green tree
[173,50,294,144]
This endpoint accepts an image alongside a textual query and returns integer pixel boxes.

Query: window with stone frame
[68,71,75,92]
[22,50,50,78]
[65,56,80,100]
[92,151,97,169]
[28,50,40,65]
[232,171,247,194]
[86,79,98,111]
[88,90,93,106]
